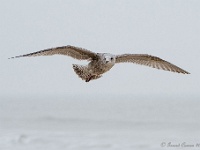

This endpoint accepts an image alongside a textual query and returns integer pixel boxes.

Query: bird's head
[98,53,116,64]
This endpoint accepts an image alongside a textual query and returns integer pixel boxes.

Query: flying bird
[9,45,189,82]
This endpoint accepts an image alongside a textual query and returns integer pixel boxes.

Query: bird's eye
[111,57,113,60]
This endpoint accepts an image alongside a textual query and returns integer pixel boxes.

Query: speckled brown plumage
[9,45,190,82]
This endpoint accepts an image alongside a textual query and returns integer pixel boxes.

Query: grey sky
[0,0,199,98]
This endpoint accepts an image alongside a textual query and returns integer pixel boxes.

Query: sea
[0,95,200,150]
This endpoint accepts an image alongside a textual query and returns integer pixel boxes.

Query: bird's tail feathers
[72,64,101,82]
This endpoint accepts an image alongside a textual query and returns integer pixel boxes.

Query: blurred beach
[0,95,200,150]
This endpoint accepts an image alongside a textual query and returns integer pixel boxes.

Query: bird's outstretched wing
[115,54,189,74]
[9,45,97,60]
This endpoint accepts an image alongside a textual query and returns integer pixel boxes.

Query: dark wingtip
[8,55,23,59]
[8,56,15,59]
[182,69,190,74]
[186,71,190,74]
[181,71,190,74]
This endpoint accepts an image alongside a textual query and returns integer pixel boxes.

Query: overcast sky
[0,0,199,98]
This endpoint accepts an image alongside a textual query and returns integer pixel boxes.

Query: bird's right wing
[9,45,97,60]
[115,54,190,74]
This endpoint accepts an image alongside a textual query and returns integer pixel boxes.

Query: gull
[9,45,190,82]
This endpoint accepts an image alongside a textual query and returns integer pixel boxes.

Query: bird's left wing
[9,45,97,60]
[115,54,189,74]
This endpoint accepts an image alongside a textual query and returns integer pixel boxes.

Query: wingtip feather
[8,55,23,59]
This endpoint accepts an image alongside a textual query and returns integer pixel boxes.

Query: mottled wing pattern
[9,45,97,60]
[115,54,189,74]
